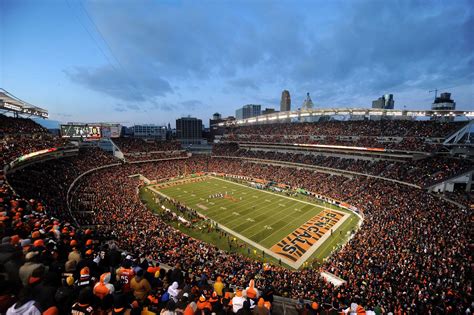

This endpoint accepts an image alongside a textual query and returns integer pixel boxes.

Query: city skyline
[1,0,473,126]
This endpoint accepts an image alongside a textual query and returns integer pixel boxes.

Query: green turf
[139,187,293,268]
[146,176,360,265]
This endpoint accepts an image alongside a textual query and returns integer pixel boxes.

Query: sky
[0,0,473,127]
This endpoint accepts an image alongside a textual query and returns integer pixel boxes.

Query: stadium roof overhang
[220,108,474,126]
[0,89,48,118]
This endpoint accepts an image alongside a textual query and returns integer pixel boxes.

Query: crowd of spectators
[113,138,182,154]
[0,115,49,134]
[0,115,70,168]
[7,147,118,221]
[1,177,274,315]
[221,120,466,152]
[212,143,473,187]
[112,138,185,162]
[226,121,464,138]
[0,116,472,314]
[124,152,188,162]
[5,153,469,313]
[434,190,473,209]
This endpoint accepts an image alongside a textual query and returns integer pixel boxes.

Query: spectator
[130,268,151,302]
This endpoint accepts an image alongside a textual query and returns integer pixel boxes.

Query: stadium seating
[112,137,185,162]
[221,120,467,152]
[212,143,473,187]
[0,116,471,314]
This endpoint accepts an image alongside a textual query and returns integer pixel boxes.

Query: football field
[148,176,360,268]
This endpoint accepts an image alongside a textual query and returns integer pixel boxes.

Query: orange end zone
[270,209,345,262]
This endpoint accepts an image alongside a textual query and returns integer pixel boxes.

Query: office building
[372,94,395,109]
[280,90,291,112]
[176,117,203,144]
[236,104,261,120]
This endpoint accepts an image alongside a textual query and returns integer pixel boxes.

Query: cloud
[227,78,259,91]
[64,65,173,102]
[114,103,142,112]
[180,99,202,110]
[290,0,474,96]
[66,0,473,117]
[113,106,127,112]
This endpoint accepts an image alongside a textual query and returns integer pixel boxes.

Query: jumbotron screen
[60,125,101,139]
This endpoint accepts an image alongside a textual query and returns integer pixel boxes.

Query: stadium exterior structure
[218,107,474,126]
[0,88,48,118]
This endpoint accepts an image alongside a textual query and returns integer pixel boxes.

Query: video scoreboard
[60,125,101,139]
[60,124,120,139]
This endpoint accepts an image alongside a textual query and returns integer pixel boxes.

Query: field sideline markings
[156,176,351,247]
[159,178,328,238]
[208,177,351,244]
[148,179,355,268]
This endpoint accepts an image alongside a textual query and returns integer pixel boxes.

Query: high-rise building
[432,92,455,110]
[176,117,203,144]
[302,92,314,110]
[280,90,291,112]
[372,94,395,109]
[236,104,261,120]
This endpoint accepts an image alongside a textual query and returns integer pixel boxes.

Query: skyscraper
[176,117,203,144]
[280,90,291,112]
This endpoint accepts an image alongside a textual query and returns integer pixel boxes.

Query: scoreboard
[60,125,101,139]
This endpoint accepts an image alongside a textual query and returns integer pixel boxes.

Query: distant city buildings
[432,92,455,110]
[372,94,395,109]
[176,116,203,144]
[132,124,167,140]
[301,92,314,110]
[280,90,291,112]
[236,104,261,120]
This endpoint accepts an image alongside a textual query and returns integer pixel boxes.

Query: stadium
[1,87,472,314]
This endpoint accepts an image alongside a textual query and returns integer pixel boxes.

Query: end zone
[271,209,350,268]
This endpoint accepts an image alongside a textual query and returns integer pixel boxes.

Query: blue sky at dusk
[1,0,473,126]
